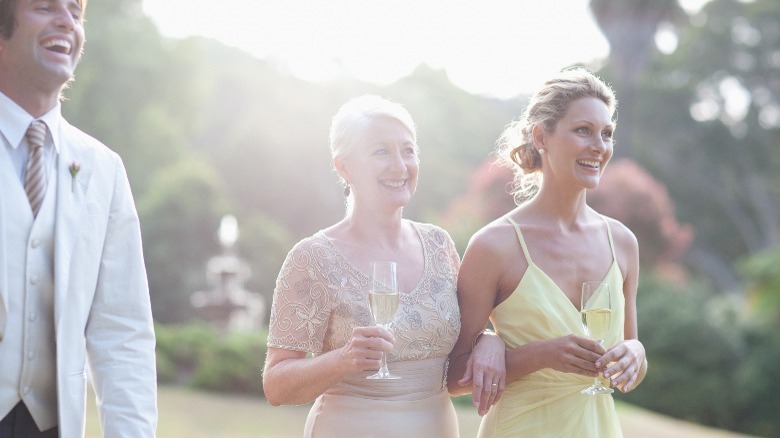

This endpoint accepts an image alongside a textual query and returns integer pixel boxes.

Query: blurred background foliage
[63,0,780,435]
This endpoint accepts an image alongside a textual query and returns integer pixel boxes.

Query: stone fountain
[190,215,266,331]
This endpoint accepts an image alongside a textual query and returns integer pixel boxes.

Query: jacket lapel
[0,146,12,336]
[53,122,94,324]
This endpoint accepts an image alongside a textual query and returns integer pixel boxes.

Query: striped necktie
[24,120,48,217]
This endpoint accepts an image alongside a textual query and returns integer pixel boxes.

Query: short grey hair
[329,94,417,162]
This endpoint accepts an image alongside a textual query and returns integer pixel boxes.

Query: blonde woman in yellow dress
[448,68,648,437]
[264,95,497,437]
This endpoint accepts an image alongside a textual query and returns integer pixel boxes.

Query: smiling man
[0,0,157,436]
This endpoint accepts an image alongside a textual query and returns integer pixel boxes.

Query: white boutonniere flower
[69,160,80,192]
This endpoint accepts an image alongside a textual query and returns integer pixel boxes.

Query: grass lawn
[85,385,754,437]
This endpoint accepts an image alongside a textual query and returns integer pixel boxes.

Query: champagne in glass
[580,281,613,395]
[366,261,401,380]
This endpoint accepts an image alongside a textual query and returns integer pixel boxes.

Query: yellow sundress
[478,216,625,437]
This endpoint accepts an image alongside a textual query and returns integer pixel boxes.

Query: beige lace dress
[267,221,462,437]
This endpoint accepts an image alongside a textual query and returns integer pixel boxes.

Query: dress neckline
[505,215,619,313]
[526,261,619,314]
[316,220,427,296]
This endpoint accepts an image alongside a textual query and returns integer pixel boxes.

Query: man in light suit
[0,0,157,436]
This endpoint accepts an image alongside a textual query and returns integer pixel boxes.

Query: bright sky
[142,0,710,100]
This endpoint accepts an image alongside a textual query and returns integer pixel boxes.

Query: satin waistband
[326,356,447,401]
[498,370,612,411]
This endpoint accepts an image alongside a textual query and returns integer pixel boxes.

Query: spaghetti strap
[601,215,618,262]
[505,216,534,266]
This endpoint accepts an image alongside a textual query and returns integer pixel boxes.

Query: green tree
[138,160,231,323]
[65,0,187,193]
[386,65,524,222]
[739,249,780,323]
[589,0,776,290]
[603,0,780,291]
[590,0,685,159]
[235,213,295,325]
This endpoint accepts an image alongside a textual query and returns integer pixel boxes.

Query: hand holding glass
[367,261,401,380]
[580,281,613,395]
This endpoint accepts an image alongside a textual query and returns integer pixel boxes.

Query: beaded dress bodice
[268,221,461,363]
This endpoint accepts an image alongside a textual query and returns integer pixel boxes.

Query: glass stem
[379,323,391,375]
[596,340,605,387]
[379,352,389,375]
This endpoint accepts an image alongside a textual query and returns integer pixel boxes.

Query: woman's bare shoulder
[600,215,640,281]
[468,215,519,254]
[602,215,638,250]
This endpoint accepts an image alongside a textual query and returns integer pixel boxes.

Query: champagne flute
[580,281,613,395]
[366,261,401,380]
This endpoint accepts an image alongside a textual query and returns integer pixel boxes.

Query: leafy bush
[620,276,732,425]
[733,323,780,437]
[620,274,780,436]
[155,323,267,396]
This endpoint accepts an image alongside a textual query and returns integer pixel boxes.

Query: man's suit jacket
[0,119,157,436]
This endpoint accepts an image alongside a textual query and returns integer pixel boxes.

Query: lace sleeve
[428,224,461,280]
[267,239,333,354]
[445,229,461,276]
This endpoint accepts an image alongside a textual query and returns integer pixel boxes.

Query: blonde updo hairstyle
[496,68,616,203]
[329,95,418,198]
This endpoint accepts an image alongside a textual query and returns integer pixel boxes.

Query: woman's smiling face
[538,96,615,190]
[336,115,419,212]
